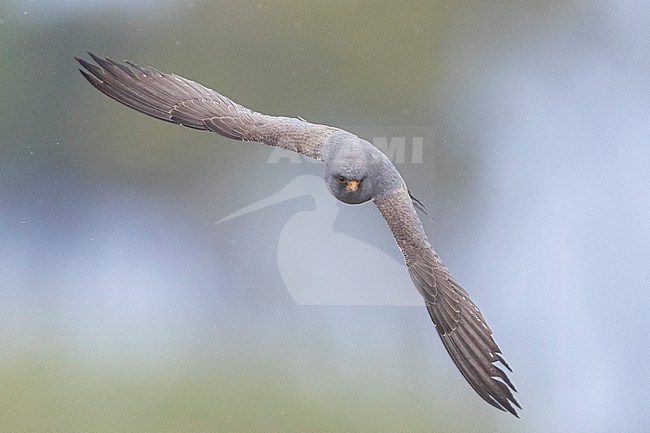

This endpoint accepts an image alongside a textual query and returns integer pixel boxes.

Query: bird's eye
[338,176,346,183]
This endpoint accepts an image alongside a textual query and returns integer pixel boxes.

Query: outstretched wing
[374,187,520,416]
[76,53,340,160]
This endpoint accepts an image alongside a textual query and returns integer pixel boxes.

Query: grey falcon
[76,52,521,416]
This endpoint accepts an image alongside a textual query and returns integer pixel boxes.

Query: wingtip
[506,394,522,417]
[77,67,92,80]
[87,51,103,64]
[74,56,85,70]
[75,56,91,69]
[497,399,521,418]
[496,353,514,373]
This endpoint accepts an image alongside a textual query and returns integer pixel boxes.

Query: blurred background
[1,1,649,432]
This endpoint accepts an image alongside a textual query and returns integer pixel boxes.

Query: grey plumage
[76,53,521,416]
[76,52,338,159]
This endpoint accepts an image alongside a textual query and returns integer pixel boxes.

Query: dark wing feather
[374,187,520,416]
[76,52,339,160]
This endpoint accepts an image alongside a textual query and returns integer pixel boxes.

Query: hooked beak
[345,180,359,192]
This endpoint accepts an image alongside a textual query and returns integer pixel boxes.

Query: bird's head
[327,172,371,204]
[324,151,375,204]
[322,131,400,205]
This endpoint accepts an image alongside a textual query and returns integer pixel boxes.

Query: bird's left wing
[374,186,520,416]
[76,53,340,160]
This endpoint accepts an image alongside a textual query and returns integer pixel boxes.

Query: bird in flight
[76,52,520,416]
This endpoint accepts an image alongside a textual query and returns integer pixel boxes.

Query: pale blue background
[1,1,648,432]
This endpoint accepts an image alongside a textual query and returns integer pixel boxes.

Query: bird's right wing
[76,53,340,160]
[374,186,520,416]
